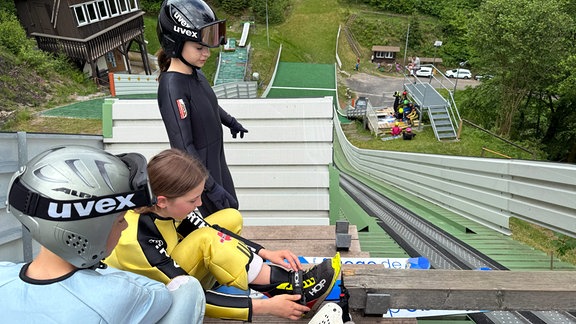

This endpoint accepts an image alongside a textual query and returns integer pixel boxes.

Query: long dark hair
[156,49,171,73]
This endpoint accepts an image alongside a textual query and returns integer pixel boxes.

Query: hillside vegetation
[0,8,98,132]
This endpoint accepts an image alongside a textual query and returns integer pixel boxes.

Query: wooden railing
[31,12,145,61]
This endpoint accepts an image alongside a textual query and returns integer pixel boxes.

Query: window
[73,5,88,26]
[375,51,395,59]
[86,2,98,22]
[108,0,119,16]
[72,0,138,26]
[119,0,129,13]
[128,0,139,11]
[97,0,109,19]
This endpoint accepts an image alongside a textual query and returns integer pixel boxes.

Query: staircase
[404,81,458,141]
[427,104,458,140]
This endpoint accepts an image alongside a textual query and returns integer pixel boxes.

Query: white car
[446,68,472,79]
[414,66,433,78]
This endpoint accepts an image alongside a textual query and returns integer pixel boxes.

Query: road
[343,73,479,108]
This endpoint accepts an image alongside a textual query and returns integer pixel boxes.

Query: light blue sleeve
[158,275,206,324]
[83,267,173,323]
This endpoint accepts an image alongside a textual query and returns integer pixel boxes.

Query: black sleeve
[137,213,188,279]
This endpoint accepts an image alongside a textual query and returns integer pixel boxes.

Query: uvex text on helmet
[7,146,154,268]
[157,0,226,58]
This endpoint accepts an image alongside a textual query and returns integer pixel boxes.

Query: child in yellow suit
[105,149,340,322]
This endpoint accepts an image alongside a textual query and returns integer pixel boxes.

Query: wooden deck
[204,225,416,323]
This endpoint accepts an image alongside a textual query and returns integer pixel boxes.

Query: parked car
[414,66,433,78]
[474,74,493,81]
[446,68,472,79]
[355,96,368,110]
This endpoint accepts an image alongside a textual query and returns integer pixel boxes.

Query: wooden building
[13,0,152,80]
[371,45,400,64]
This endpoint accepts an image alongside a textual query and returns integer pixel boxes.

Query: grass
[510,218,576,266]
[342,119,538,160]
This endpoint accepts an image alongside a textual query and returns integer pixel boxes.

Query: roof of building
[371,45,400,52]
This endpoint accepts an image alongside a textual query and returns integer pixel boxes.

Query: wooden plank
[242,225,360,240]
[343,265,576,312]
[241,225,367,258]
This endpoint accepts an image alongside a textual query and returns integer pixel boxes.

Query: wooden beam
[343,266,576,313]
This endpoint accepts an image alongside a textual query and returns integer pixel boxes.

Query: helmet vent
[65,233,89,255]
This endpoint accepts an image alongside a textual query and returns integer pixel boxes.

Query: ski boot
[250,252,342,316]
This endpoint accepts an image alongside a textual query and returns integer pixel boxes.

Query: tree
[468,0,574,136]
[251,0,290,25]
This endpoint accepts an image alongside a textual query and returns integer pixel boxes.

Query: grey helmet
[7,146,155,269]
[157,0,226,59]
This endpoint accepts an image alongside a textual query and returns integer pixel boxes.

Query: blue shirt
[0,262,172,323]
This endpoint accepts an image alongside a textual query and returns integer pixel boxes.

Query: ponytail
[156,49,171,73]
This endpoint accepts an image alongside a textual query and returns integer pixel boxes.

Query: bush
[0,12,29,56]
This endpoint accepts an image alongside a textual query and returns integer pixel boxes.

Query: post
[403,23,410,66]
[432,40,442,67]
[265,0,270,47]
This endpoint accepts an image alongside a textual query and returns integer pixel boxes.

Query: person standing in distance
[156,0,248,218]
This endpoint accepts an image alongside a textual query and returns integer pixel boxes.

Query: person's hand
[229,119,248,139]
[259,249,302,271]
[252,294,310,320]
[205,182,238,210]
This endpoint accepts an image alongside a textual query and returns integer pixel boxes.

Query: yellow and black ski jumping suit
[105,208,264,321]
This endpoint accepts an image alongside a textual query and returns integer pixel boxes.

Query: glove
[205,182,238,210]
[229,118,248,139]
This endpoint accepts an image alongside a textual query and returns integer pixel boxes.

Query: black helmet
[157,0,226,58]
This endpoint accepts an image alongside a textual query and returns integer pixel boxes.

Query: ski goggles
[7,152,156,221]
[169,19,226,48]
[197,20,227,48]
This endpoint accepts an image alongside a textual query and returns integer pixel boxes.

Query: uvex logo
[173,11,191,28]
[47,194,136,218]
[173,26,198,38]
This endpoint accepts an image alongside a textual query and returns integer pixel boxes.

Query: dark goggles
[7,153,156,221]
[170,19,226,48]
[198,20,226,48]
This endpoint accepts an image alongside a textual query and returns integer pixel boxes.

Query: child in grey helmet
[0,145,205,323]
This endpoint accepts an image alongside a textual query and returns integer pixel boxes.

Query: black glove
[229,118,248,139]
[205,182,238,210]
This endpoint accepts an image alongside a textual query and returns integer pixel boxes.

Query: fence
[108,73,257,99]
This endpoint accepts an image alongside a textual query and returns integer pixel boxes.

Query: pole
[403,23,410,66]
[266,0,270,47]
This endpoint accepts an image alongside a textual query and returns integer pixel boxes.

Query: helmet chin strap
[178,53,200,71]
